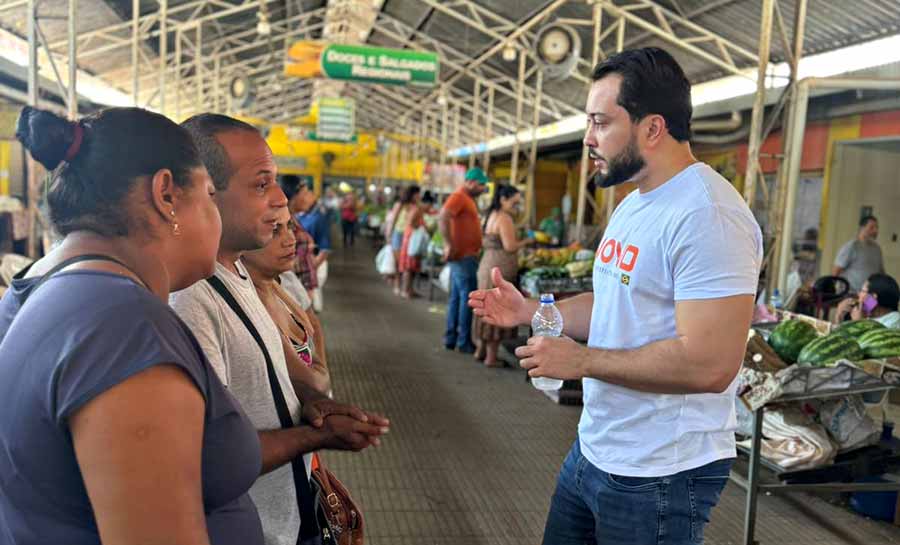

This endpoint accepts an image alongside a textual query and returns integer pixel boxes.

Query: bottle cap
[540,293,554,304]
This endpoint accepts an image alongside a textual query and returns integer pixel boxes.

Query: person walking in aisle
[283,176,331,312]
[470,48,762,545]
[440,167,488,353]
[395,185,424,299]
[340,192,359,248]
[280,176,320,308]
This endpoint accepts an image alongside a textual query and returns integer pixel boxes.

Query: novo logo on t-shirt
[596,237,641,273]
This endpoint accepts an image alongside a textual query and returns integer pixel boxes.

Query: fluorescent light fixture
[0,28,135,108]
[77,73,132,107]
[0,28,30,68]
[450,33,900,157]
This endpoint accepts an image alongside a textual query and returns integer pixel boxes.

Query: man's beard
[592,136,646,188]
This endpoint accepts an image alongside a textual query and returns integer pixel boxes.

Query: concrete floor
[319,246,900,545]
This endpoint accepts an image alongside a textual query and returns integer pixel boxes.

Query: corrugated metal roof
[1,0,899,131]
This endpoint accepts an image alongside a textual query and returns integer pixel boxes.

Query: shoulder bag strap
[20,254,135,304]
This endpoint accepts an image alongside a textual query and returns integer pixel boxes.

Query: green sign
[315,98,356,142]
[286,41,439,87]
[276,156,308,170]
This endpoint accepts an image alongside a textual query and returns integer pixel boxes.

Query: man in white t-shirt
[470,48,762,545]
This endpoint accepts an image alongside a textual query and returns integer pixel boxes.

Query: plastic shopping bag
[375,244,396,276]
[408,227,430,257]
[814,395,880,453]
[438,265,451,293]
[737,405,836,470]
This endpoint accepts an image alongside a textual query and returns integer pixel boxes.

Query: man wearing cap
[439,167,489,353]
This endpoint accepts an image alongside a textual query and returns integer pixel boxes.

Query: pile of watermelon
[797,334,864,366]
[766,318,900,367]
[768,320,818,364]
[858,328,900,359]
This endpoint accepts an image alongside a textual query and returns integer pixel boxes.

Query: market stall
[735,311,900,544]
[518,244,594,299]
[495,243,595,404]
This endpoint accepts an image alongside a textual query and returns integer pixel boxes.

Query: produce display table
[732,364,900,545]
[518,246,594,300]
[520,275,591,299]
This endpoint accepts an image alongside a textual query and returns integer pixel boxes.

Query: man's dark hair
[868,273,899,311]
[860,215,878,228]
[181,113,260,190]
[279,174,312,201]
[279,175,300,201]
[400,184,421,205]
[591,47,692,142]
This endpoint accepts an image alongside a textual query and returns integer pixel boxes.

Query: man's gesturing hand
[468,267,530,328]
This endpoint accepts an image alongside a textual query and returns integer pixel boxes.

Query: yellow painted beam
[820,115,862,239]
[0,142,9,196]
[266,125,426,190]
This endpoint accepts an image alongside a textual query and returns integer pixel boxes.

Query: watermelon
[857,328,900,359]
[768,320,818,364]
[833,319,886,339]
[797,333,864,366]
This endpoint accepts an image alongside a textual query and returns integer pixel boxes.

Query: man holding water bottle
[469,48,762,545]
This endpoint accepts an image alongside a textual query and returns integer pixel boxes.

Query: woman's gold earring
[171,211,180,236]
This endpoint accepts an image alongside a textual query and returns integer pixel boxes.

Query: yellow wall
[490,159,570,225]
[265,126,425,195]
[819,115,862,234]
[0,142,10,195]
[822,143,900,279]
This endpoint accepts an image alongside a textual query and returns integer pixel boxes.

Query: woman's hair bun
[15,106,78,170]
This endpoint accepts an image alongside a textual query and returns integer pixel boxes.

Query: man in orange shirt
[439,167,489,352]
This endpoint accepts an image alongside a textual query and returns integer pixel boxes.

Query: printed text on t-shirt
[596,237,641,272]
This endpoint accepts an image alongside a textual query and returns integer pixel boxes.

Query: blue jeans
[543,439,732,545]
[444,256,478,349]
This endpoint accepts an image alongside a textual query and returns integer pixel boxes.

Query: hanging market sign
[314,98,356,142]
[285,41,439,87]
[276,156,308,170]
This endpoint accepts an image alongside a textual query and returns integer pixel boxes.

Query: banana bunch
[565,260,594,278]
[521,248,578,269]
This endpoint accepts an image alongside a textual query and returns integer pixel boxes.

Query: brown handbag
[311,455,364,545]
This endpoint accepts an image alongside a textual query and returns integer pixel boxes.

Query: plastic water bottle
[770,288,783,311]
[530,294,565,391]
